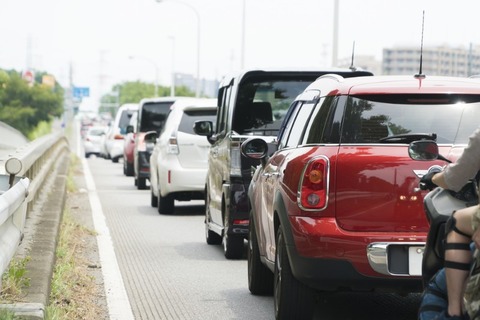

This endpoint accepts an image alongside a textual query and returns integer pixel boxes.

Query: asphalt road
[85,156,273,320]
[83,155,422,320]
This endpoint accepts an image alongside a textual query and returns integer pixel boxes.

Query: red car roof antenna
[349,41,357,72]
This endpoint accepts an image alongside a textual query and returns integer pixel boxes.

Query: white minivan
[104,103,138,162]
[148,98,217,214]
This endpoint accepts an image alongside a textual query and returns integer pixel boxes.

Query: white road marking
[82,157,135,320]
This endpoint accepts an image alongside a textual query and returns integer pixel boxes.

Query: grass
[0,256,31,303]
[0,255,31,319]
[27,120,52,140]
[66,154,79,193]
[27,117,71,141]
[46,153,104,319]
[0,309,16,319]
[46,208,99,320]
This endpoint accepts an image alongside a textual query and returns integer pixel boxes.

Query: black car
[194,68,373,259]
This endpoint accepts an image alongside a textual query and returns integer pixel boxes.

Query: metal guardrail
[0,131,69,287]
[0,176,29,279]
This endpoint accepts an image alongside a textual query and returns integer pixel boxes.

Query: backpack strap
[444,214,473,271]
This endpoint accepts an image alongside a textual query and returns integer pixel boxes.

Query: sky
[2,0,480,110]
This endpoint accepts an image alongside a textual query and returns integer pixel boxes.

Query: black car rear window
[178,110,216,134]
[119,109,136,133]
[339,94,480,144]
[140,102,174,132]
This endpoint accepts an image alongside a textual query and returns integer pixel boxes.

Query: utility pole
[332,0,339,67]
[26,35,33,72]
[241,0,246,69]
[169,36,176,97]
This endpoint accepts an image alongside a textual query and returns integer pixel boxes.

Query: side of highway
[0,145,70,318]
[1,126,109,319]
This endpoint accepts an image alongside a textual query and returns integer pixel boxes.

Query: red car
[123,110,137,176]
[242,74,480,319]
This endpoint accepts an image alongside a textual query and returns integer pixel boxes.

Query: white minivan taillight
[298,156,329,211]
[167,133,179,155]
[230,141,241,177]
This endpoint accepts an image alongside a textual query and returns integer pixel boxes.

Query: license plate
[408,246,424,276]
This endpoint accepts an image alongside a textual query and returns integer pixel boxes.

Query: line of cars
[114,96,218,216]
[84,67,480,320]
[124,96,217,195]
[81,104,138,161]
[83,95,216,205]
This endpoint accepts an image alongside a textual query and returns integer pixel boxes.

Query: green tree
[99,80,195,116]
[0,70,64,137]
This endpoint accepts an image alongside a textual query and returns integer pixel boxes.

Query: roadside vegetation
[46,154,104,319]
[0,69,64,139]
[0,256,31,302]
[0,154,105,319]
[46,208,98,319]
[0,66,195,140]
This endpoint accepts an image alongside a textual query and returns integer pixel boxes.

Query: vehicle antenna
[349,41,356,71]
[415,11,426,78]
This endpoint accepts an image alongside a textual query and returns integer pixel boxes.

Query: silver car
[84,126,108,158]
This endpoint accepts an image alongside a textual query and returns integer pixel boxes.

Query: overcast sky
[2,0,480,110]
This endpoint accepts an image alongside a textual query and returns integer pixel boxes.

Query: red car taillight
[298,156,329,211]
[233,219,249,225]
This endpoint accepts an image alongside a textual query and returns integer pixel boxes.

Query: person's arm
[431,171,448,189]
[440,128,480,192]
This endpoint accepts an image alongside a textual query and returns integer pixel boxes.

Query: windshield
[341,94,480,144]
[232,79,312,136]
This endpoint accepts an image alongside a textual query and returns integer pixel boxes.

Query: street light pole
[241,0,245,69]
[332,0,339,67]
[169,36,175,97]
[156,0,200,97]
[129,55,159,97]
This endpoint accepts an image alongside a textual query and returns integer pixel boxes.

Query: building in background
[337,54,382,76]
[174,73,219,98]
[382,44,480,76]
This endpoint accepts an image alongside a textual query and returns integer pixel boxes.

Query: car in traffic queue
[103,103,138,163]
[193,68,373,259]
[79,112,98,139]
[134,96,191,189]
[123,110,138,176]
[83,125,108,158]
[241,73,480,319]
[148,98,217,214]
